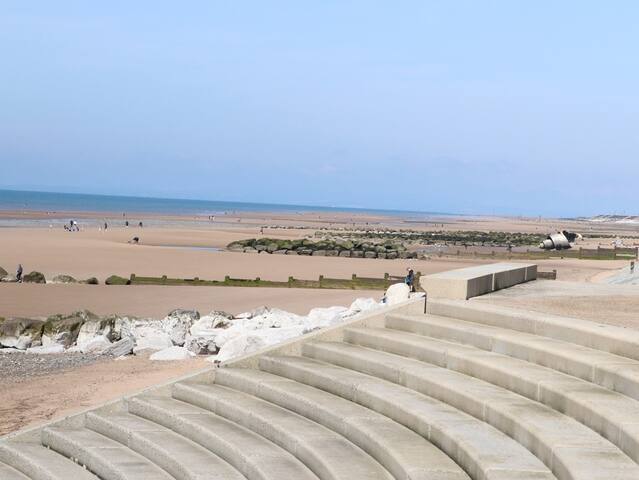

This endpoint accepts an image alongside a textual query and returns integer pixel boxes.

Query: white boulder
[304,306,349,330]
[189,313,230,337]
[0,275,18,283]
[79,335,112,354]
[216,325,305,363]
[0,334,33,350]
[184,312,235,354]
[184,334,219,355]
[133,326,173,353]
[149,346,195,361]
[215,334,262,363]
[349,297,380,313]
[384,283,410,305]
[41,332,71,348]
[236,308,303,330]
[76,319,111,346]
[103,337,134,357]
[161,309,200,346]
[26,344,65,354]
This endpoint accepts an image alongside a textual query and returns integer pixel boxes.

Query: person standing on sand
[16,264,23,283]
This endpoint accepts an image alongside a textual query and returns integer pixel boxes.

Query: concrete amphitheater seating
[3,294,639,480]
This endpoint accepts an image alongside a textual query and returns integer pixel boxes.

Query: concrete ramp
[4,295,639,480]
[420,262,537,300]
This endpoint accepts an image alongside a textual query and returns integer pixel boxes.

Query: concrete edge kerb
[427,298,639,360]
[0,296,425,444]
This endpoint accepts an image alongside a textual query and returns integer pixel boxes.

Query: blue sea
[0,189,441,218]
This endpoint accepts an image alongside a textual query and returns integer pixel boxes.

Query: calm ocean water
[0,189,438,218]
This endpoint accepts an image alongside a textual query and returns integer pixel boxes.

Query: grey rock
[42,310,98,347]
[76,316,119,345]
[0,318,45,348]
[351,250,364,258]
[103,337,134,357]
[338,250,351,257]
[23,271,46,283]
[312,250,326,256]
[164,309,200,346]
[364,251,377,259]
[325,250,339,257]
[1,275,18,283]
[185,335,218,355]
[51,274,77,284]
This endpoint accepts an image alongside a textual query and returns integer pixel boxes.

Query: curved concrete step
[173,382,393,480]
[259,355,556,480]
[213,367,470,480]
[387,313,639,402]
[85,411,246,480]
[309,340,639,480]
[0,442,100,480]
[0,462,31,480]
[345,325,639,464]
[128,395,319,480]
[428,299,639,361]
[41,426,175,480]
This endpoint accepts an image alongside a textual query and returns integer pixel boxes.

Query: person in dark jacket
[405,268,415,292]
[16,264,23,283]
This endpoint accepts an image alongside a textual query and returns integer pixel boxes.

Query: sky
[2,1,639,217]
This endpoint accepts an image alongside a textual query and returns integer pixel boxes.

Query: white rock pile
[0,283,417,363]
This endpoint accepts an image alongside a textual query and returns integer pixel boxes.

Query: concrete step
[173,382,394,480]
[345,325,639,464]
[85,411,246,480]
[213,367,470,480]
[0,442,100,480]
[387,313,639,402]
[307,340,639,480]
[128,395,318,480]
[0,461,32,480]
[41,426,175,480]
[259,354,556,480]
[428,299,639,361]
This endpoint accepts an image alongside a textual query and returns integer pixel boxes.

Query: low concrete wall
[420,263,537,300]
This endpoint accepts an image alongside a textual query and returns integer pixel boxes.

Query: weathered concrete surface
[421,263,537,300]
[4,293,639,480]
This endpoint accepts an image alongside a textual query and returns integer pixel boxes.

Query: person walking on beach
[16,264,23,283]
